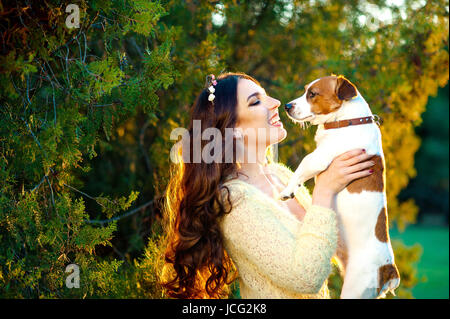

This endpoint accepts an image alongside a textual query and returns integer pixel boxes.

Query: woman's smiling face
[235,78,287,146]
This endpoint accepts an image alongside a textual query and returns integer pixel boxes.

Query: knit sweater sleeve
[220,180,338,294]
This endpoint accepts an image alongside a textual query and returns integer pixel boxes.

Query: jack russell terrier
[280,75,400,299]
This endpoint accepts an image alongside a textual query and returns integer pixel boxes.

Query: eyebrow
[247,92,261,102]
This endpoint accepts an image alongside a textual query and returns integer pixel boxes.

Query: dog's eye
[308,91,317,98]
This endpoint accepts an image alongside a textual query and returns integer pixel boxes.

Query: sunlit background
[0,0,448,299]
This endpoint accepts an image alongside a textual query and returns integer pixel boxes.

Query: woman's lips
[268,113,283,127]
[270,120,283,127]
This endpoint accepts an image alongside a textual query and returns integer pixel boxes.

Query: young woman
[161,72,376,299]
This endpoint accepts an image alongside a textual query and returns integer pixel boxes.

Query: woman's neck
[237,143,270,178]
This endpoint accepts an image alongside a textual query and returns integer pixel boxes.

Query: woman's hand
[312,149,375,208]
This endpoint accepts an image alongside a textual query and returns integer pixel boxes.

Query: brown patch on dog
[378,264,400,294]
[306,75,357,115]
[375,207,389,242]
[307,76,343,115]
[347,154,385,193]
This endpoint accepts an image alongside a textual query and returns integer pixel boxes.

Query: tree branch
[84,199,154,225]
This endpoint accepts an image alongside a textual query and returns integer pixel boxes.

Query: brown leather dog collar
[324,116,376,129]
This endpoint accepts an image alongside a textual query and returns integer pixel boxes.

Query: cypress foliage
[0,0,176,298]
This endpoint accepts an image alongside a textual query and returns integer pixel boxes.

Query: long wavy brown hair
[160,72,261,298]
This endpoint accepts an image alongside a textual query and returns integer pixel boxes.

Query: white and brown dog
[280,75,400,299]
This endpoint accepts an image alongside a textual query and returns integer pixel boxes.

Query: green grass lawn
[390,225,449,299]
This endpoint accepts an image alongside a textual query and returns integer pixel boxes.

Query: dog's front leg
[279,149,333,201]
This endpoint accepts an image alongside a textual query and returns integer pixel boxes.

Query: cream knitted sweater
[219,162,338,299]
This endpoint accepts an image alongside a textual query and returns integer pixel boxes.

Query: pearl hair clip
[207,74,218,103]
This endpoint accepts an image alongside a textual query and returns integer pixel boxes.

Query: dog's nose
[285,103,294,111]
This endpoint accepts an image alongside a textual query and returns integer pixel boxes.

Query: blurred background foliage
[0,0,448,298]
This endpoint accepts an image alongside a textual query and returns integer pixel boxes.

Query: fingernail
[369,169,374,173]
[362,149,366,153]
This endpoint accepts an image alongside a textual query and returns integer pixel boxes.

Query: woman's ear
[336,76,357,101]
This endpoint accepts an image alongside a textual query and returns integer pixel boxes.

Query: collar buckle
[373,114,383,127]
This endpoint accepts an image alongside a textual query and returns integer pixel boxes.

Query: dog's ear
[336,76,357,101]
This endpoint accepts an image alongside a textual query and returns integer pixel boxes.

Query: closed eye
[249,99,260,106]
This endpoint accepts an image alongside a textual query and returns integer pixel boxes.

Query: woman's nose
[269,97,281,110]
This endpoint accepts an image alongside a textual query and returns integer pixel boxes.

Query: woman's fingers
[342,151,374,167]
[346,168,373,183]
[344,159,375,174]
[337,149,365,161]
[324,149,377,193]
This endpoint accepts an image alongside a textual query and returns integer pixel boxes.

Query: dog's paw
[279,188,296,201]
[377,277,400,299]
